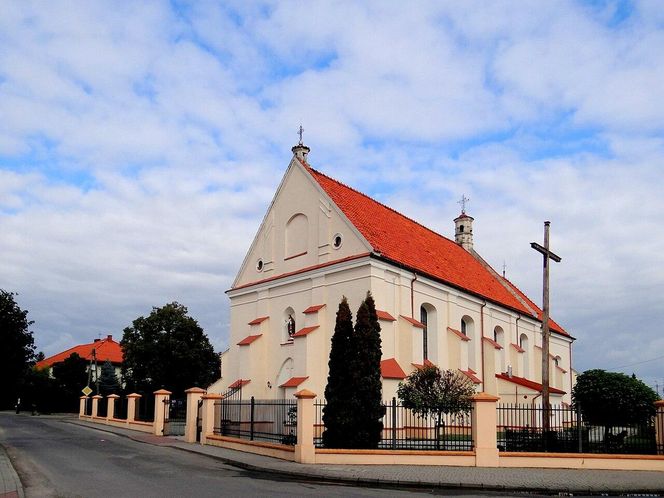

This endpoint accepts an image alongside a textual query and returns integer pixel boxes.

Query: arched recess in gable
[276,358,294,399]
[285,213,308,258]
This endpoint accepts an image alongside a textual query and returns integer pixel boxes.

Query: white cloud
[1,0,663,392]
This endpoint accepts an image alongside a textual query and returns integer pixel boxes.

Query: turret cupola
[291,125,310,162]
[454,194,474,251]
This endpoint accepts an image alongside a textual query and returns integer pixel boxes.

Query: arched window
[420,306,428,360]
[285,213,308,258]
[283,307,296,343]
[519,333,530,378]
[494,326,505,372]
[461,315,475,370]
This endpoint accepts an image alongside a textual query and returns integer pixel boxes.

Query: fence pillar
[655,400,664,455]
[200,393,222,445]
[294,389,317,464]
[91,395,102,418]
[153,389,172,436]
[184,387,206,443]
[472,392,500,467]
[107,394,119,422]
[79,396,87,418]
[127,393,141,425]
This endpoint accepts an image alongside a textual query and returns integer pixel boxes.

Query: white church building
[217,142,574,404]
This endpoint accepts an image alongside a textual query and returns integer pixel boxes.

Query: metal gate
[164,398,186,436]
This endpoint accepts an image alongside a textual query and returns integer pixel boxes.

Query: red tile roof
[376,310,396,321]
[447,327,471,341]
[303,304,325,314]
[36,335,123,369]
[495,373,565,395]
[412,359,436,369]
[292,325,319,338]
[381,358,407,379]
[228,379,251,389]
[279,376,309,388]
[304,162,568,334]
[248,316,269,325]
[400,315,425,329]
[459,369,482,384]
[511,342,525,353]
[482,337,503,349]
[237,334,262,346]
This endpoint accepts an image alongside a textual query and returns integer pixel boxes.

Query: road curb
[65,420,664,496]
[0,443,25,498]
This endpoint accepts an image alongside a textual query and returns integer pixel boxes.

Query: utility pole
[531,221,561,443]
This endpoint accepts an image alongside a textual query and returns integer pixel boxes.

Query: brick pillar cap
[472,392,500,402]
[107,394,120,399]
[655,399,664,407]
[201,393,223,400]
[80,396,88,399]
[185,387,206,394]
[153,389,172,395]
[92,394,103,399]
[294,389,317,399]
[127,393,142,398]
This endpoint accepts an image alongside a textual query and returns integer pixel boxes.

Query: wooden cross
[531,221,561,441]
[458,194,470,214]
[297,125,304,145]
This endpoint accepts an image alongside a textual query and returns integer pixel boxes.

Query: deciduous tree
[121,302,218,397]
[572,369,660,443]
[398,365,475,449]
[0,290,36,409]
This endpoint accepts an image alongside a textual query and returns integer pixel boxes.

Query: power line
[608,354,664,370]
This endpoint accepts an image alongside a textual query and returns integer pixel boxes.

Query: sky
[1,0,663,394]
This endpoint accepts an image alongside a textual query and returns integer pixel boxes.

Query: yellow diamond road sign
[82,386,93,396]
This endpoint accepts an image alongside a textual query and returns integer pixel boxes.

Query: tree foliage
[322,293,384,449]
[351,293,384,448]
[572,369,660,429]
[322,297,356,448]
[398,365,475,448]
[99,360,121,395]
[0,289,36,408]
[121,302,218,397]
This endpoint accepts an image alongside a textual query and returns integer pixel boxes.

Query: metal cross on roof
[458,194,470,214]
[298,125,304,145]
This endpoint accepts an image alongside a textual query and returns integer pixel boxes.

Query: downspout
[568,341,573,403]
[514,316,521,375]
[480,300,487,388]
[410,273,418,318]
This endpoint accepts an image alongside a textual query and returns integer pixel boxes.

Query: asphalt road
[0,414,448,498]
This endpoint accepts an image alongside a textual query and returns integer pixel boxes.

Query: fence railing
[97,397,107,418]
[136,394,155,422]
[497,403,658,454]
[314,398,474,451]
[114,396,128,419]
[84,397,92,416]
[214,397,298,445]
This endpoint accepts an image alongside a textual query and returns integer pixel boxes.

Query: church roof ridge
[297,157,458,249]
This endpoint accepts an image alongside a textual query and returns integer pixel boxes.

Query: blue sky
[1,0,663,393]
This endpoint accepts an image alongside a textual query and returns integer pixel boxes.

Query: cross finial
[502,261,507,278]
[297,125,304,145]
[458,194,470,214]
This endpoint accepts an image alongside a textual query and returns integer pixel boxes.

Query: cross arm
[530,242,562,262]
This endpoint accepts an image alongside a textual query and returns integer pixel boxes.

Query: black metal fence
[84,397,92,416]
[136,394,155,422]
[165,398,186,436]
[497,403,658,454]
[97,397,107,418]
[214,397,298,445]
[314,398,474,451]
[114,396,128,419]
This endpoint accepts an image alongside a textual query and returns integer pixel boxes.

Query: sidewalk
[0,444,24,498]
[69,419,664,495]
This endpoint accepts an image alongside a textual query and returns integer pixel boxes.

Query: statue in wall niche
[287,315,296,337]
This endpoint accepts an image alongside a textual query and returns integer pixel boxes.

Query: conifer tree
[322,297,356,448]
[99,360,121,395]
[351,292,384,448]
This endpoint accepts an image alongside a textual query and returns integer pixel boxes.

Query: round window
[332,233,343,249]
[256,259,264,272]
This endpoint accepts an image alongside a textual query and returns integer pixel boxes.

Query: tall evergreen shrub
[322,297,356,448]
[351,292,384,448]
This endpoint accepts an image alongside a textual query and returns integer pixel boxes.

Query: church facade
[218,143,574,404]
